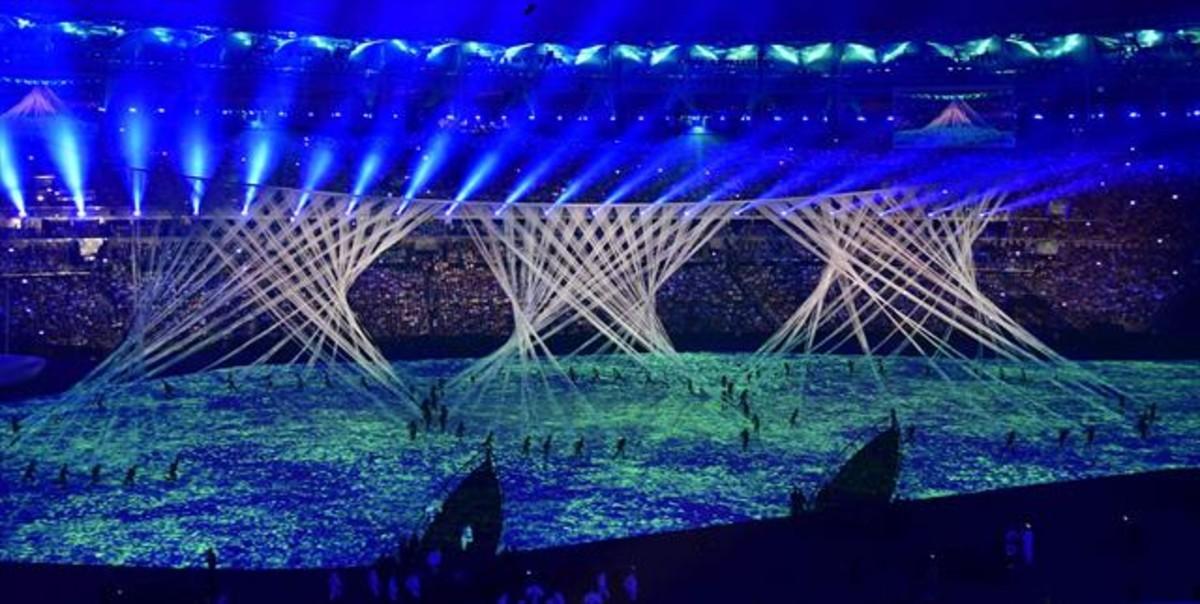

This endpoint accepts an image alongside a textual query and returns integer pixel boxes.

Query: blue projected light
[499,154,560,215]
[554,149,622,207]
[0,127,25,217]
[653,139,751,208]
[347,142,390,214]
[45,119,87,217]
[119,111,151,215]
[447,150,501,216]
[703,161,776,205]
[181,121,215,215]
[296,143,336,215]
[352,153,383,197]
[603,141,687,206]
[402,132,452,208]
[242,130,281,215]
[654,170,708,206]
[497,122,602,215]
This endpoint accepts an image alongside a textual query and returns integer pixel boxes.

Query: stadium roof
[2,0,1199,44]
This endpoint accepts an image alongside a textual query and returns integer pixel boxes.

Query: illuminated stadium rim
[0,14,1197,70]
[13,184,944,221]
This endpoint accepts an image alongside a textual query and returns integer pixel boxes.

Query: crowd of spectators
[0,152,1196,358]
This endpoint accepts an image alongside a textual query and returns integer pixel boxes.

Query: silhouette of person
[790,487,807,517]
[204,546,219,597]
[328,570,344,602]
[1020,523,1035,566]
[167,454,181,481]
[615,436,627,458]
[740,428,750,451]
[622,566,638,602]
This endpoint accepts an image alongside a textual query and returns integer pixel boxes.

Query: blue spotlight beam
[241,129,282,215]
[552,147,625,208]
[403,131,453,204]
[181,120,216,216]
[498,153,558,215]
[296,142,337,214]
[45,118,88,217]
[345,141,392,215]
[446,150,500,216]
[0,127,26,217]
[601,139,689,206]
[119,110,151,215]
[496,122,602,215]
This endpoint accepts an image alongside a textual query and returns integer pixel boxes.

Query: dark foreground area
[1,468,1197,603]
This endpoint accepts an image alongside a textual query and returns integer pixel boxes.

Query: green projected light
[800,42,833,65]
[767,44,799,65]
[881,41,913,64]
[843,43,877,64]
[1135,29,1164,48]
[1006,36,1041,57]
[927,41,957,60]
[575,44,606,65]
[1,354,1196,569]
[726,44,758,62]
[0,16,1196,74]
[501,42,534,63]
[963,36,998,58]
[650,44,680,65]
[689,44,721,62]
[1042,33,1085,59]
[613,44,647,63]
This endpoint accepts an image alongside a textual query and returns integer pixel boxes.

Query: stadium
[1,0,1199,601]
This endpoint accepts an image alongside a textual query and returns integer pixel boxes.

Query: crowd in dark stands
[1,152,1196,357]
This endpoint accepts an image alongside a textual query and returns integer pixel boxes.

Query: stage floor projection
[1,353,1197,569]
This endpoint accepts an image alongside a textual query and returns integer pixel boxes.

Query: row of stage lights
[102,104,1200,126]
[4,105,1198,221]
